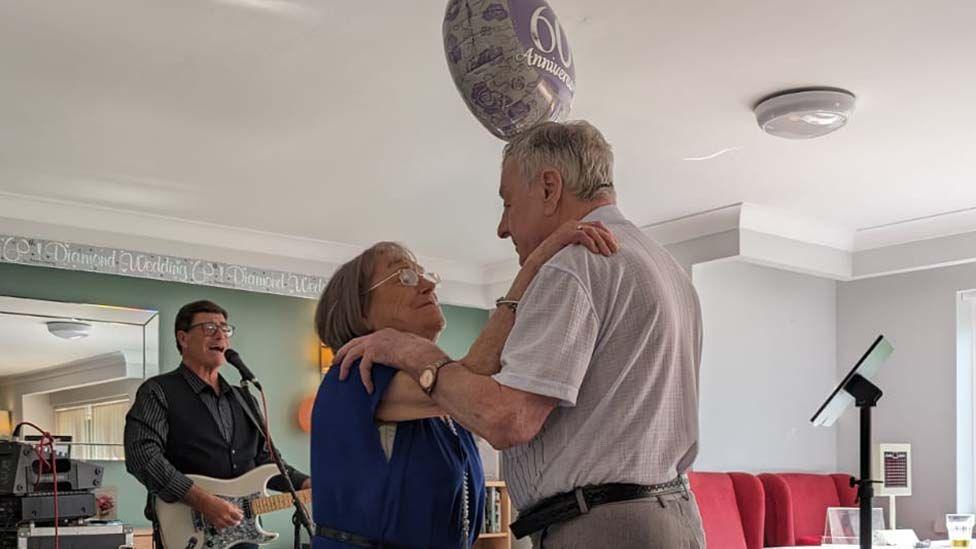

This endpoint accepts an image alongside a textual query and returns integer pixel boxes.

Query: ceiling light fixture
[46,321,92,340]
[755,88,856,139]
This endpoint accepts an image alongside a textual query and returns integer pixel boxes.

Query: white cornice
[0,191,363,266]
[0,192,497,307]
[738,203,854,251]
[641,204,742,245]
[5,191,976,300]
[853,206,976,251]
[483,258,521,285]
[645,202,976,281]
[0,351,128,389]
[645,202,854,252]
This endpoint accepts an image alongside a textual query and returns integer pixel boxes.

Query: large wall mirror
[0,296,159,461]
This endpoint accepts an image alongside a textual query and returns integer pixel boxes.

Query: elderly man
[336,121,704,548]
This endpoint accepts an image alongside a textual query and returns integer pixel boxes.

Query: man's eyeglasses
[187,322,236,337]
[364,268,441,295]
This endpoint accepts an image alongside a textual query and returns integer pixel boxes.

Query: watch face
[420,368,434,389]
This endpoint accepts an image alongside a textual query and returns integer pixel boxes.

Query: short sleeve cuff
[492,371,580,407]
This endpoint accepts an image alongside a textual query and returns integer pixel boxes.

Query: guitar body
[156,464,281,549]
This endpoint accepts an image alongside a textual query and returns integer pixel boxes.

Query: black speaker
[0,443,102,496]
[0,492,97,526]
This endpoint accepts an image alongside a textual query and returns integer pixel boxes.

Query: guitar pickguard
[191,492,277,549]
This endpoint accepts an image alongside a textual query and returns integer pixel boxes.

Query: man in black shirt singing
[124,300,309,537]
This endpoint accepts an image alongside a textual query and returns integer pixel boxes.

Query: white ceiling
[0,297,155,375]
[1,0,975,267]
[0,315,145,375]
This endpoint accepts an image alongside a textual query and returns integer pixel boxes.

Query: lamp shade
[0,410,12,438]
[298,395,314,433]
[319,345,334,375]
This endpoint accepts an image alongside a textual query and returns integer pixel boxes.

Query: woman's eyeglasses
[188,322,236,337]
[364,268,441,295]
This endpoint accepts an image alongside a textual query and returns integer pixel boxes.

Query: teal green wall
[0,262,488,546]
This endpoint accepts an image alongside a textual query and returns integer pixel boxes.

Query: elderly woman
[311,241,482,548]
[311,232,614,548]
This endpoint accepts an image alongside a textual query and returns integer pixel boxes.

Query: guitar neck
[251,489,312,516]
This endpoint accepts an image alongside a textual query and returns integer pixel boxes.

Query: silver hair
[314,241,416,350]
[502,120,615,201]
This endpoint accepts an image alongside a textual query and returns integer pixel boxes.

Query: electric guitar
[155,464,312,549]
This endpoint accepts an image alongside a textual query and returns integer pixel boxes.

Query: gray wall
[837,261,976,538]
[693,260,839,473]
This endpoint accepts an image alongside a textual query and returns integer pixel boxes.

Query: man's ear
[176,331,188,352]
[540,168,563,215]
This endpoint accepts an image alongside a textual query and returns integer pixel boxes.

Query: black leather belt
[314,525,409,548]
[509,477,690,539]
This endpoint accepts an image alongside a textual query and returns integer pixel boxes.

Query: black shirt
[124,364,309,505]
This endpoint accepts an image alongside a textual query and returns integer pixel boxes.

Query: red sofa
[688,472,765,549]
[758,472,857,546]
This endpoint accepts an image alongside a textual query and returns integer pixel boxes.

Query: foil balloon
[443,0,575,140]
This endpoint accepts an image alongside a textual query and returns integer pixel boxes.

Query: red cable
[14,422,60,549]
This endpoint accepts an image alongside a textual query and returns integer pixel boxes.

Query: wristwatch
[419,358,452,395]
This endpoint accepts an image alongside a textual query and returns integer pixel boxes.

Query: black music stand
[811,334,893,549]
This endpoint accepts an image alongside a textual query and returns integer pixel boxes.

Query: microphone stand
[292,510,306,549]
[239,378,315,539]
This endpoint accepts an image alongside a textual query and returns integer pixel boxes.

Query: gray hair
[502,120,615,201]
[315,241,415,350]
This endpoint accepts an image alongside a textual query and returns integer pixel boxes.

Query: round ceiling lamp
[755,88,856,139]
[46,321,92,340]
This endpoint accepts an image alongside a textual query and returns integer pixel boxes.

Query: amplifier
[0,524,132,549]
[0,492,97,526]
[0,443,102,495]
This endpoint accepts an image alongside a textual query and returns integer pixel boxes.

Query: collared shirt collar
[580,204,626,225]
[179,363,231,396]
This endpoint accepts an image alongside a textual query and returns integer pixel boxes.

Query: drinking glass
[947,514,975,547]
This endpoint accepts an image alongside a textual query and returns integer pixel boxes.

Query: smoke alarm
[755,89,856,139]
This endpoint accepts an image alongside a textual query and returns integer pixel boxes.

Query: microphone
[224,348,257,382]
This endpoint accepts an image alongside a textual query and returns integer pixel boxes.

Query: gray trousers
[530,491,706,549]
